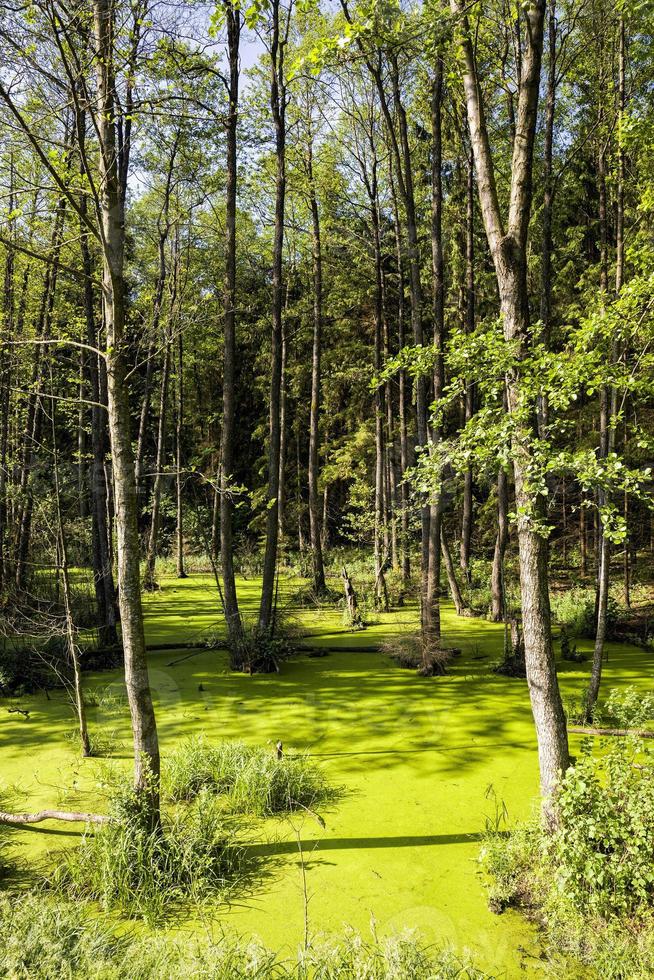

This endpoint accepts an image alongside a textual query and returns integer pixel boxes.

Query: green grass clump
[0,892,122,979]
[166,737,335,817]
[0,892,489,979]
[303,933,486,979]
[49,783,243,925]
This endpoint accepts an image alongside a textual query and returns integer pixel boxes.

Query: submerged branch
[0,809,110,825]
[568,726,654,739]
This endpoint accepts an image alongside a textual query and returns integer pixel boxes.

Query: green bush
[49,782,243,924]
[0,641,66,696]
[479,822,541,915]
[551,737,654,919]
[0,893,488,979]
[559,626,585,663]
[481,696,654,976]
[165,737,335,817]
[550,587,622,639]
[604,686,654,728]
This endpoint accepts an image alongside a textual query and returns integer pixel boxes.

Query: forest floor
[2,573,653,977]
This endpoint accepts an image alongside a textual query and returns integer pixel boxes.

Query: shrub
[479,822,540,915]
[559,626,585,663]
[381,634,452,676]
[49,782,243,924]
[550,587,622,639]
[481,699,654,976]
[551,737,654,919]
[165,737,335,817]
[604,686,654,728]
[230,623,297,673]
[291,583,341,608]
[0,642,66,696]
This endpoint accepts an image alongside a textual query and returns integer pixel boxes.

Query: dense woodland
[1,0,654,976]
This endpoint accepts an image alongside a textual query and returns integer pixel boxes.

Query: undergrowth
[0,892,488,979]
[165,737,336,817]
[480,688,654,978]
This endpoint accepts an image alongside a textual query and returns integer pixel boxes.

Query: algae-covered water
[2,574,652,977]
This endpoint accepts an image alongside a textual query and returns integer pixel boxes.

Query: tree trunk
[51,383,91,757]
[580,495,588,575]
[452,0,569,809]
[15,206,65,592]
[277,308,288,545]
[307,142,326,594]
[143,341,171,589]
[390,167,411,586]
[0,809,109,826]
[77,111,118,647]
[460,139,475,581]
[220,1,243,645]
[0,166,15,595]
[342,566,362,628]
[81,248,118,646]
[388,54,431,640]
[490,465,509,621]
[259,0,287,631]
[369,152,389,613]
[175,317,186,579]
[93,0,160,821]
[587,13,624,718]
[424,63,446,653]
[441,528,470,617]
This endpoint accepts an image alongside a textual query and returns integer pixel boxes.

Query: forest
[0,0,653,976]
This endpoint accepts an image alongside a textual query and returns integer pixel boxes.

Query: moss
[1,572,652,976]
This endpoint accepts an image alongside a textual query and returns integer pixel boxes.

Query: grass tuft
[48,782,244,925]
[165,737,337,817]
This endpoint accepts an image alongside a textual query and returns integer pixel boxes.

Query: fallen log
[568,726,654,739]
[0,809,110,825]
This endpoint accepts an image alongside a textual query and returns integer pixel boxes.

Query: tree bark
[372,181,389,613]
[490,465,509,621]
[0,809,109,825]
[425,63,445,652]
[390,166,411,585]
[441,527,470,617]
[77,109,117,647]
[307,141,326,594]
[0,160,15,595]
[14,206,65,592]
[587,12,624,718]
[259,0,287,631]
[460,138,475,581]
[51,381,91,757]
[175,308,186,579]
[143,340,171,589]
[220,0,243,645]
[451,0,569,809]
[93,0,160,821]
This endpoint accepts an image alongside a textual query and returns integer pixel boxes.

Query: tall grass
[303,933,487,978]
[0,893,489,979]
[165,737,336,817]
[49,783,244,925]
